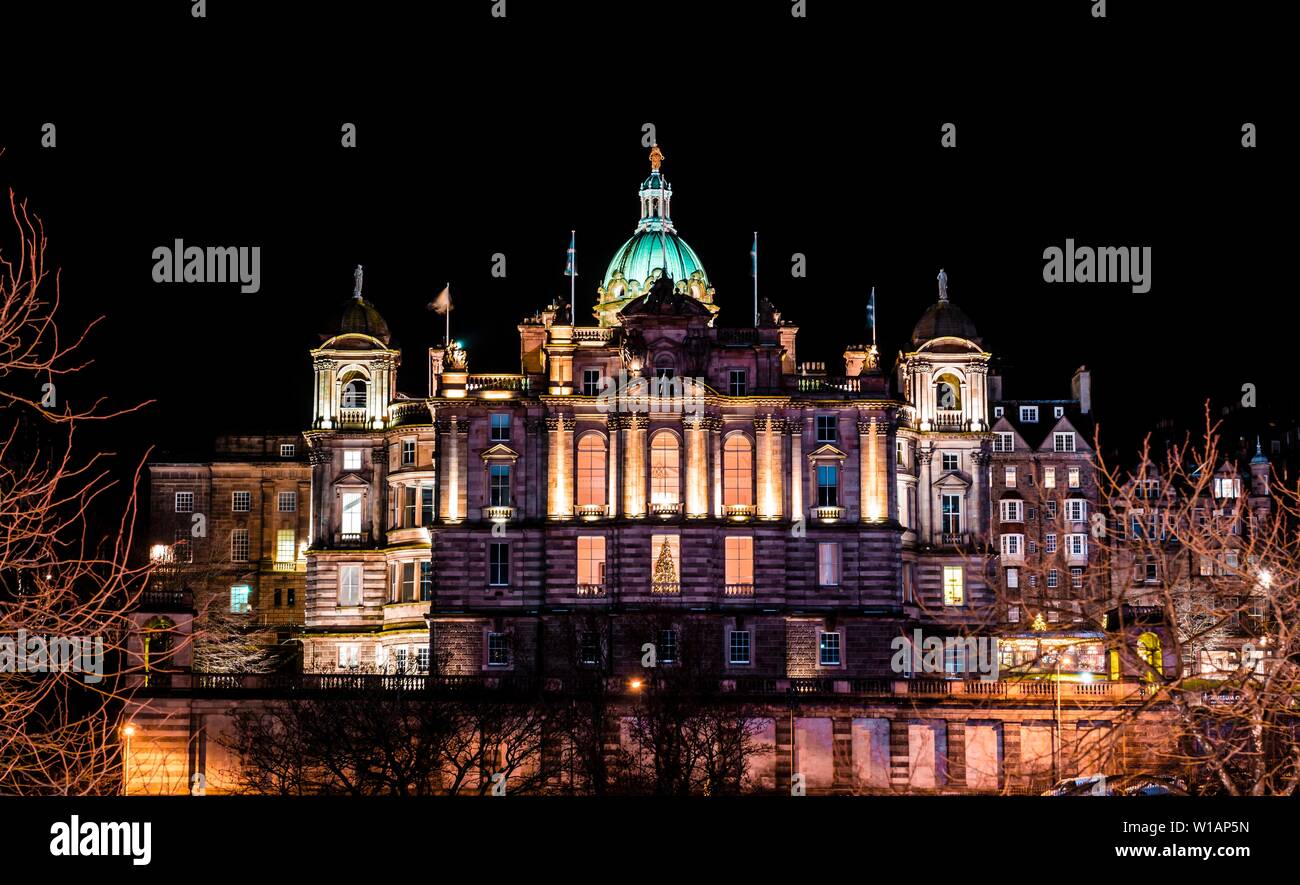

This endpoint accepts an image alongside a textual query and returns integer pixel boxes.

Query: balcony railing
[795,376,862,395]
[272,560,306,572]
[575,504,607,520]
[650,581,680,595]
[938,531,973,547]
[725,503,757,521]
[576,584,606,597]
[724,583,755,597]
[932,410,966,430]
[338,407,369,428]
[812,505,846,522]
[466,373,532,394]
[139,588,193,611]
[339,532,364,546]
[484,505,514,522]
[573,327,614,344]
[651,502,683,518]
[390,401,432,426]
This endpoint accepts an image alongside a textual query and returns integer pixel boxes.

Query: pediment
[480,443,520,462]
[806,443,847,461]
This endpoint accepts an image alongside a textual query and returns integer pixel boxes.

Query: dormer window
[1054,406,1065,418]
[993,406,1004,418]
[1019,406,1038,423]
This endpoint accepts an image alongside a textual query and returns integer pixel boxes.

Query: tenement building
[129,146,1212,794]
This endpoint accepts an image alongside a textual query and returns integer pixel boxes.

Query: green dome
[603,230,709,293]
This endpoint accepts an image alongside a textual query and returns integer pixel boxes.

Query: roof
[910,300,981,347]
[323,296,392,347]
[604,229,709,292]
[992,403,1095,451]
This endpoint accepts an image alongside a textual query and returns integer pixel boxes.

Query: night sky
[0,3,1285,505]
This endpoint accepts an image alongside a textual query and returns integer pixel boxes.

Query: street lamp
[121,723,137,796]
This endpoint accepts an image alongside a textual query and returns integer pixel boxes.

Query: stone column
[888,718,910,792]
[789,415,803,521]
[709,417,723,518]
[756,415,780,519]
[885,413,900,522]
[917,446,934,543]
[970,450,987,542]
[547,415,574,519]
[624,415,647,517]
[606,415,622,518]
[684,414,708,518]
[859,418,875,522]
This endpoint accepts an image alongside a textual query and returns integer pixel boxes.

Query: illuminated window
[818,542,840,587]
[1006,567,1019,589]
[337,644,359,669]
[343,449,362,470]
[174,492,194,513]
[942,566,964,606]
[724,536,754,588]
[577,535,606,587]
[577,434,607,507]
[896,440,907,468]
[232,491,251,512]
[650,534,681,593]
[1068,467,1081,488]
[1214,477,1241,498]
[650,432,680,505]
[230,529,249,562]
[723,435,754,506]
[229,584,251,613]
[276,529,295,563]
[1005,466,1016,487]
[341,492,362,536]
[339,565,361,606]
[1043,467,1056,488]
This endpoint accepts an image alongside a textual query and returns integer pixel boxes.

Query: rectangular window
[1008,605,1020,623]
[398,561,416,602]
[650,534,681,593]
[229,584,251,613]
[232,491,251,512]
[487,632,510,667]
[1054,406,1065,418]
[1065,499,1088,522]
[896,440,907,469]
[274,588,282,608]
[1070,566,1084,588]
[817,464,839,507]
[728,369,748,396]
[1043,467,1056,488]
[577,535,606,588]
[1020,406,1038,423]
[339,565,361,606]
[1028,575,1038,588]
[420,561,432,600]
[819,631,842,667]
[942,566,964,606]
[724,536,754,589]
[582,369,602,397]
[175,491,194,513]
[1068,467,1081,489]
[993,406,1004,418]
[393,647,408,673]
[401,439,416,465]
[993,432,1014,452]
[579,631,600,665]
[1006,567,1019,589]
[280,443,296,458]
[287,588,296,607]
[1045,500,1058,520]
[231,529,249,562]
[728,630,751,665]
[276,529,295,563]
[658,629,678,664]
[1047,569,1059,589]
[488,542,509,587]
[489,464,511,507]
[816,415,837,443]
[416,646,430,672]
[490,413,511,442]
[403,485,417,526]
[1045,533,1058,553]
[1000,534,1024,556]
[941,452,959,471]
[1005,466,1016,487]
[1066,534,1087,556]
[817,542,840,587]
[941,493,962,534]
[337,644,359,669]
[343,449,362,470]
[278,490,297,512]
[1214,477,1241,498]
[999,499,1024,522]
[341,491,362,536]
[1053,432,1076,452]
[421,486,434,525]
[1027,540,1037,554]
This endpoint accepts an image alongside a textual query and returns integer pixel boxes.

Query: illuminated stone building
[129,146,1202,795]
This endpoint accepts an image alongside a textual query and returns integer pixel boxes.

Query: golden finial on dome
[649,142,664,172]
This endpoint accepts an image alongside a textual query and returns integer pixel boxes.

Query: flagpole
[752,231,758,328]
[871,286,877,348]
[445,281,450,346]
[570,230,576,326]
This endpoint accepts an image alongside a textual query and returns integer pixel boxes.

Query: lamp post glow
[121,723,136,796]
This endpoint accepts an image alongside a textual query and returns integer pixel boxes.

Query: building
[129,145,1204,795]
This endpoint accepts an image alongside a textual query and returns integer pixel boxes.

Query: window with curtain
[723,435,753,506]
[577,434,607,506]
[650,432,680,505]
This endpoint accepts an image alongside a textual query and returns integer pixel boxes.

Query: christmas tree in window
[651,538,678,594]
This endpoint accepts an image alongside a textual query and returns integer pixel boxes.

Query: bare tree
[0,162,151,794]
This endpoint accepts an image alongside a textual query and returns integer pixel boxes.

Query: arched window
[934,372,962,411]
[723,434,753,506]
[341,373,369,410]
[577,434,607,507]
[650,431,680,505]
[142,616,176,687]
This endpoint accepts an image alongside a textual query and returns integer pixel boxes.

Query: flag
[564,231,576,277]
[867,287,876,332]
[750,234,757,278]
[427,285,451,314]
